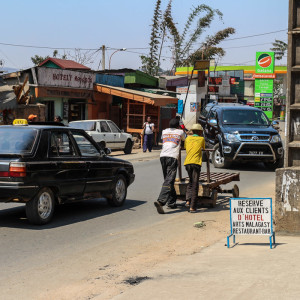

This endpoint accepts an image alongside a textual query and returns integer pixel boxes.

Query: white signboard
[37,68,96,90]
[230,198,272,235]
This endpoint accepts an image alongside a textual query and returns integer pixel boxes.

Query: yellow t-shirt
[184,135,205,166]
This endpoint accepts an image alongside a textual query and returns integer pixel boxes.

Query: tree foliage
[141,1,235,75]
[270,39,287,60]
[31,50,66,66]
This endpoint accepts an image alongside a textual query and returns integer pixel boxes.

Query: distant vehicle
[69,120,134,154]
[199,103,284,170]
[0,121,135,225]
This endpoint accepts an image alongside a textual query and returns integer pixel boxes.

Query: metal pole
[101,45,105,70]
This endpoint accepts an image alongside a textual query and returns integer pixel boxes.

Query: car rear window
[0,128,38,154]
[69,121,96,131]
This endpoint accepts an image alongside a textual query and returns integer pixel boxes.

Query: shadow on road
[0,198,145,230]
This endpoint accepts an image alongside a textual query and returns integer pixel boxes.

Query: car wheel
[124,139,133,154]
[107,174,127,207]
[26,188,55,225]
[264,158,284,171]
[212,144,231,168]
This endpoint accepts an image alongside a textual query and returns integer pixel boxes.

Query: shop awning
[0,83,17,110]
[94,84,178,106]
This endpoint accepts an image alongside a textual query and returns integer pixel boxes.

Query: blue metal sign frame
[227,198,275,249]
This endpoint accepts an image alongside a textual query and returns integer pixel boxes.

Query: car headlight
[270,135,281,143]
[224,133,240,143]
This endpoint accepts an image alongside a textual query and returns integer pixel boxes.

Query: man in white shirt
[143,116,155,152]
[154,118,185,214]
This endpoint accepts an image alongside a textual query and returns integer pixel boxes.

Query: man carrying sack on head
[184,124,205,213]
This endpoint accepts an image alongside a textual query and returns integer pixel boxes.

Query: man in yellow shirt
[184,124,205,213]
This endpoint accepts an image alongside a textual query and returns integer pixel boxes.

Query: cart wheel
[211,189,218,208]
[232,184,239,198]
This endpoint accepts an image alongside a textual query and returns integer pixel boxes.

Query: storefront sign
[253,73,276,79]
[38,68,96,90]
[194,60,210,70]
[227,198,275,249]
[208,77,222,85]
[254,52,275,119]
[255,52,275,74]
[36,87,93,99]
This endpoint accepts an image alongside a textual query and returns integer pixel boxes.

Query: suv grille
[239,134,270,142]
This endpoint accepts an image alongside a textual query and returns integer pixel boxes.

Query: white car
[69,120,134,154]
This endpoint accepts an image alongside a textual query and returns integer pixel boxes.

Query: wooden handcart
[175,150,240,208]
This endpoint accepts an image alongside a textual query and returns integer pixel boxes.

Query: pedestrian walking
[184,124,205,213]
[143,116,154,152]
[154,118,185,214]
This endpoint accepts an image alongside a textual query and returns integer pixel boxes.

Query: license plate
[249,151,264,155]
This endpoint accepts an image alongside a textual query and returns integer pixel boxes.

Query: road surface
[0,157,275,299]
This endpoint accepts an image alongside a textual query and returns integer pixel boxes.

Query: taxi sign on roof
[13,119,28,126]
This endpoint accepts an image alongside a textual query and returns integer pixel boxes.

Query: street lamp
[109,48,127,70]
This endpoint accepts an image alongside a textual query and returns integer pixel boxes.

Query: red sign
[208,86,219,93]
[230,78,236,84]
[209,77,222,85]
[253,73,276,79]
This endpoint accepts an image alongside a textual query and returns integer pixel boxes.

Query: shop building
[34,58,95,122]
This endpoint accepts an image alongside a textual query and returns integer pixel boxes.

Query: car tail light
[9,162,27,177]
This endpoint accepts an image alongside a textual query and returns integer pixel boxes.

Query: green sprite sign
[254,52,275,119]
[255,52,275,74]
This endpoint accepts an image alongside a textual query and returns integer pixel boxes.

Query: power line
[222,29,287,42]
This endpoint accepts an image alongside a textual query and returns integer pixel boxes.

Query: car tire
[264,158,284,171]
[124,139,133,154]
[212,144,231,169]
[26,188,55,225]
[107,174,127,207]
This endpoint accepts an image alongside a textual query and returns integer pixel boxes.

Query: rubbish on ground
[194,221,206,228]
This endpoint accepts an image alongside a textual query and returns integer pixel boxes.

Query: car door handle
[114,134,116,136]
[103,134,106,136]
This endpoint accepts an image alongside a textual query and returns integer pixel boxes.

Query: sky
[0,0,288,72]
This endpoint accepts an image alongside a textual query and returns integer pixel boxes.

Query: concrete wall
[177,79,206,130]
[275,167,300,233]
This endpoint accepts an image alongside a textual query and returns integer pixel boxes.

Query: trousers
[157,156,178,206]
[185,164,201,210]
[143,134,153,152]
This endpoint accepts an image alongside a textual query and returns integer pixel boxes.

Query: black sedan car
[0,123,135,224]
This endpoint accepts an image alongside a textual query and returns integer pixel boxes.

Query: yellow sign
[255,97,261,102]
[194,60,210,70]
[13,119,28,125]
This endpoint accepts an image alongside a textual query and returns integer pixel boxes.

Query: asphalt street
[0,157,275,298]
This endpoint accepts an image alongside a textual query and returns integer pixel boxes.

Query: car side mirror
[104,147,111,155]
[208,119,217,126]
[121,129,124,133]
[272,120,279,126]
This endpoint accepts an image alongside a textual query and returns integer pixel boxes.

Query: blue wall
[95,74,124,87]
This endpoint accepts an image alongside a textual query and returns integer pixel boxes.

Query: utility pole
[101,45,105,70]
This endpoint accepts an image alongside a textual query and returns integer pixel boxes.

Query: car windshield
[69,121,96,131]
[0,128,38,154]
[222,109,270,126]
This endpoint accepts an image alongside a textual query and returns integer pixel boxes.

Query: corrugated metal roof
[39,58,91,70]
[94,84,178,106]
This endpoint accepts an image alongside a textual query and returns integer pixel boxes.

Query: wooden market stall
[93,84,178,144]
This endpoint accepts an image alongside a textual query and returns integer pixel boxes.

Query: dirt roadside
[12,181,273,300]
